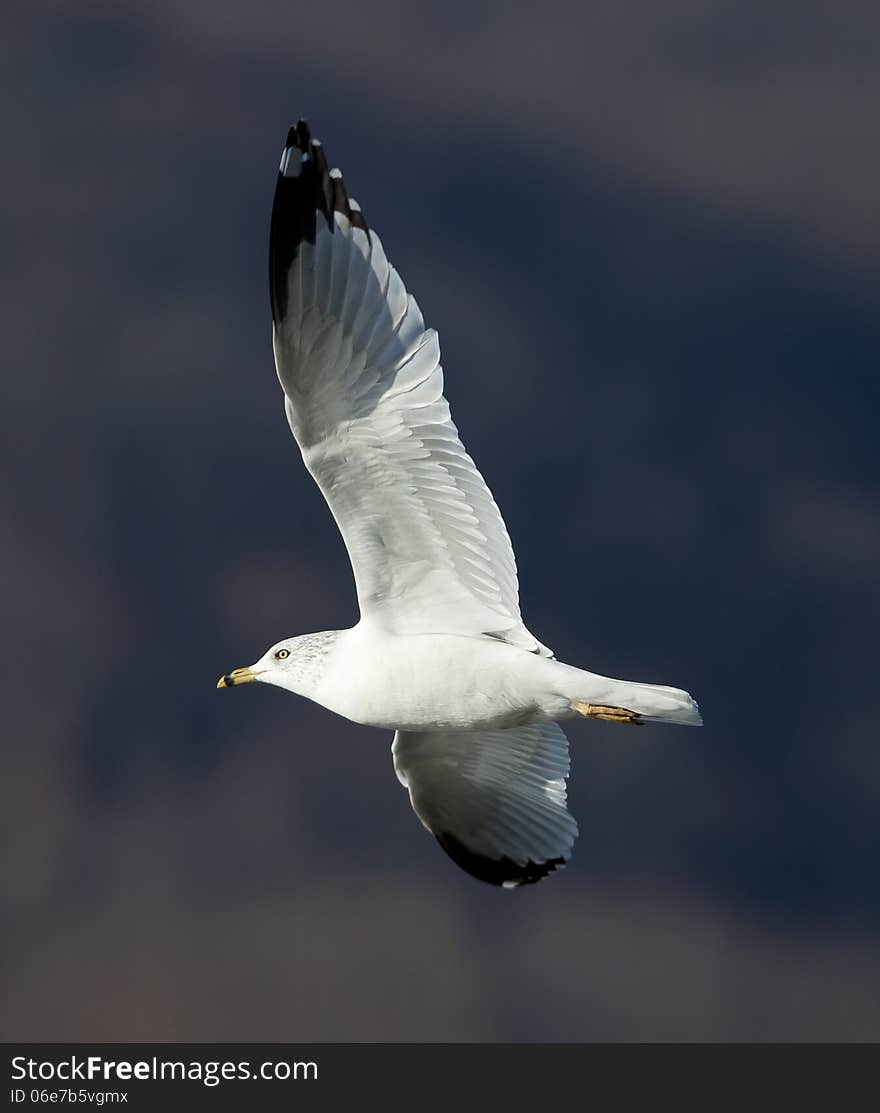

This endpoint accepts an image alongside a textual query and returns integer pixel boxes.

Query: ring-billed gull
[218,121,702,888]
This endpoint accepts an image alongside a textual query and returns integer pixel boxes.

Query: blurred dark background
[4,1,879,1040]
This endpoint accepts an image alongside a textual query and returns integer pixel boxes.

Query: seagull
[218,121,702,888]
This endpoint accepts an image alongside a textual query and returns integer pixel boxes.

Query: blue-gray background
[4,1,879,1040]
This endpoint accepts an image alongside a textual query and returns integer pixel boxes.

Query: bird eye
[275,648,290,660]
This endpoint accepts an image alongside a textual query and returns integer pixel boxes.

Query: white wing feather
[393,723,578,887]
[269,124,551,655]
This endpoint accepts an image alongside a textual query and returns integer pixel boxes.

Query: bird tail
[562,666,702,727]
[609,679,702,726]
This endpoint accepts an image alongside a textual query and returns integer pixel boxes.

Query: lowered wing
[393,723,578,887]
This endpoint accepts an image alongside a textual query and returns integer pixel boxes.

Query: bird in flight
[218,121,702,888]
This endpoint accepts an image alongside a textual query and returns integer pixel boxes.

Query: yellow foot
[571,700,643,725]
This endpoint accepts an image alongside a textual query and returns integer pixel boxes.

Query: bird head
[217,630,339,697]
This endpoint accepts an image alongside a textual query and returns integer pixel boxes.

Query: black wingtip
[283,120,312,155]
[309,139,328,174]
[269,120,370,325]
[331,173,351,219]
[435,831,567,888]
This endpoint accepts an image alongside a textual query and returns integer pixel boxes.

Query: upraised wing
[269,121,550,655]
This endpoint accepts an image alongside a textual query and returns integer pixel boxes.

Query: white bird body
[257,623,701,734]
[320,627,554,731]
[218,121,702,887]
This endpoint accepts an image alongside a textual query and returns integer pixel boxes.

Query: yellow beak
[217,666,263,689]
